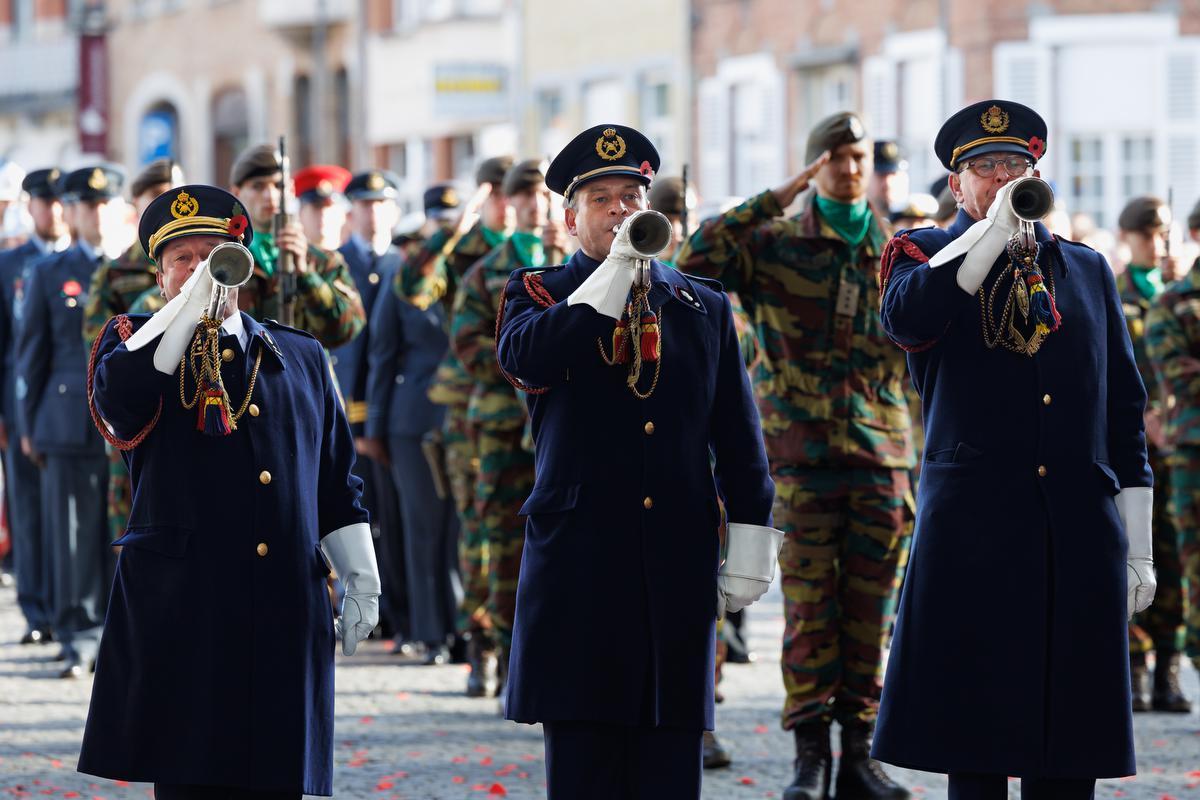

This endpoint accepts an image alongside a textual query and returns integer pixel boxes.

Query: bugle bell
[1007,177,1054,250]
[204,241,254,319]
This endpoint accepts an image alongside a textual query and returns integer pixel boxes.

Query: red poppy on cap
[228,214,248,237]
[1028,136,1045,160]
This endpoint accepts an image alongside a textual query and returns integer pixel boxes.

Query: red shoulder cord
[87,315,163,450]
[877,234,944,354]
[493,273,555,395]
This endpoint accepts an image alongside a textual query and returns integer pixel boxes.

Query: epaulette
[263,318,319,341]
[681,273,725,293]
[509,264,567,278]
[1050,234,1097,254]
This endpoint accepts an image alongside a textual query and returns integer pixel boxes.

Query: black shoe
[702,730,732,769]
[465,634,494,698]
[1151,652,1194,712]
[835,722,909,800]
[419,643,449,665]
[58,657,87,679]
[20,629,49,645]
[783,722,831,800]
[448,634,469,664]
[1131,658,1152,712]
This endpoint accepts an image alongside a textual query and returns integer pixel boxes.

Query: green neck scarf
[814,195,872,248]
[509,231,545,268]
[481,226,508,250]
[1128,264,1164,301]
[247,232,277,277]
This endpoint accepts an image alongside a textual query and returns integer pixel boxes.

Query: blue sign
[138,109,177,164]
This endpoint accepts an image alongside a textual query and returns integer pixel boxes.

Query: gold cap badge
[367,173,385,191]
[596,128,627,162]
[88,168,108,191]
[170,190,199,219]
[441,188,458,206]
[980,105,1010,134]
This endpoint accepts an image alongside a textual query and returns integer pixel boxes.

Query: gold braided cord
[178,321,263,424]
[594,286,664,400]
[148,216,231,258]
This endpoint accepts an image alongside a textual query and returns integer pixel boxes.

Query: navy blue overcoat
[77,312,367,796]
[496,251,775,731]
[873,210,1150,778]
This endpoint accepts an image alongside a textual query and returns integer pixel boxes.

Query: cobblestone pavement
[0,579,1196,799]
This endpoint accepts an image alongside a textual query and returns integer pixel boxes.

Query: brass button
[66,297,77,308]
[256,542,268,557]
[1042,394,1051,406]
[1037,465,1047,477]
[644,421,655,435]
[1168,394,1178,409]
[248,404,260,417]
[369,272,380,285]
[259,470,272,485]
[222,348,235,362]
[643,496,653,509]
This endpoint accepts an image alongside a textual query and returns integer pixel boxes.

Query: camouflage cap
[501,159,547,197]
[229,143,281,187]
[475,155,515,188]
[1118,196,1171,233]
[806,112,868,164]
[130,158,183,200]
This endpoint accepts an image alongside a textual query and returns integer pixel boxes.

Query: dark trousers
[948,773,1096,799]
[154,784,300,800]
[542,720,702,800]
[389,435,462,645]
[42,453,107,662]
[5,442,49,631]
[355,453,408,639]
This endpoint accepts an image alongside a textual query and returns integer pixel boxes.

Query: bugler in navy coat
[78,312,367,796]
[496,250,775,731]
[872,209,1150,778]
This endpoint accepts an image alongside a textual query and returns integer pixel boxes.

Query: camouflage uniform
[243,238,365,350]
[83,242,159,543]
[1118,269,1184,660]
[451,237,557,649]
[1145,262,1200,668]
[401,223,498,638]
[677,189,915,729]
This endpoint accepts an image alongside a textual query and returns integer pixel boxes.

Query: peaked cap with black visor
[139,184,255,263]
[935,99,1048,172]
[545,124,660,200]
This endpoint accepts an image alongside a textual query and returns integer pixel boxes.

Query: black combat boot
[782,722,831,800]
[464,633,493,698]
[1131,656,1152,712]
[1151,651,1194,712]
[834,721,910,800]
[702,730,732,769]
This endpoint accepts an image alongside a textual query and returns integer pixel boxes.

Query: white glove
[566,215,641,319]
[320,522,381,655]
[928,181,1020,295]
[123,266,214,374]
[717,522,784,618]
[1116,486,1156,619]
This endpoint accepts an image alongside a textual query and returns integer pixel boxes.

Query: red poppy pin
[228,214,249,238]
[61,279,82,297]
[639,160,655,180]
[1028,136,1045,159]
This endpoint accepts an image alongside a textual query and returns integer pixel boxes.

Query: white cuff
[320,522,381,595]
[720,522,784,583]
[566,258,635,319]
[1116,486,1153,559]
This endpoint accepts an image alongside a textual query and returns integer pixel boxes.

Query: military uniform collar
[949,207,1064,274]
[565,248,707,313]
[243,313,287,368]
[795,190,887,255]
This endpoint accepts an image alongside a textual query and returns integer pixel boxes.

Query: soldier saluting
[497,124,781,796]
[79,184,379,799]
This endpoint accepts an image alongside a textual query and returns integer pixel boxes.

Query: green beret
[229,144,281,187]
[647,176,690,216]
[476,155,515,188]
[131,159,182,199]
[501,159,547,196]
[806,112,868,164]
[1118,196,1170,233]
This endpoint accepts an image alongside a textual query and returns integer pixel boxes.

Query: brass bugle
[204,241,254,319]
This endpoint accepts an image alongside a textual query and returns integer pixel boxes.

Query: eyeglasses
[959,156,1034,178]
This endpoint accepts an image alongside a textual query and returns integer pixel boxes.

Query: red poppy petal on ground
[474,745,492,753]
[754,724,769,734]
[739,776,755,785]
[375,781,393,791]
[395,692,410,700]
[517,772,529,779]
[1160,795,1177,800]
[480,756,493,766]
[49,761,62,769]
[452,756,468,764]
[488,784,507,796]
[521,754,539,761]
[406,751,423,758]
[64,793,80,798]
[452,777,466,784]
[359,716,374,724]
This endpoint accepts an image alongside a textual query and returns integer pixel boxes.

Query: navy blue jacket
[0,239,44,428]
[16,244,104,456]
[332,237,400,434]
[873,210,1149,778]
[78,312,367,795]
[364,266,447,440]
[496,251,775,730]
